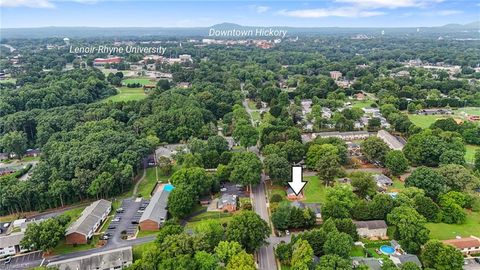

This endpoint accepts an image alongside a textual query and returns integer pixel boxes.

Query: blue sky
[1,0,478,28]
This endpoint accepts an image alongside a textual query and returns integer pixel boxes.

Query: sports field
[102,87,146,102]
[122,78,154,86]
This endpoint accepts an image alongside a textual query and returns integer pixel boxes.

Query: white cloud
[335,0,444,9]
[0,0,55,8]
[278,7,385,18]
[249,5,270,13]
[437,9,462,16]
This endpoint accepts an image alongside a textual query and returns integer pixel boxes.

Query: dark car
[4,257,11,264]
[131,220,139,224]
[108,225,116,230]
[475,258,480,264]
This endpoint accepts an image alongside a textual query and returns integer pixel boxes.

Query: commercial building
[354,220,388,238]
[65,199,112,244]
[47,246,133,270]
[93,57,122,66]
[139,185,172,231]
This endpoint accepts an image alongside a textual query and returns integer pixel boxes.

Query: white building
[0,233,27,257]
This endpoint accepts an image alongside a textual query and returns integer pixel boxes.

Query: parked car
[112,217,121,222]
[108,225,116,230]
[4,257,11,264]
[139,206,146,210]
[101,234,109,240]
[475,258,480,264]
[116,208,125,213]
[220,188,227,192]
[131,220,139,224]
[137,210,145,213]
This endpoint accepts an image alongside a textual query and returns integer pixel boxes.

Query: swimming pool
[164,184,174,192]
[380,245,395,255]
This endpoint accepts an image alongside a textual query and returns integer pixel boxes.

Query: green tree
[194,251,218,270]
[291,240,313,270]
[21,217,65,252]
[316,254,352,270]
[264,154,291,185]
[387,206,429,253]
[226,211,270,252]
[323,231,353,258]
[439,150,466,166]
[1,131,28,158]
[228,152,262,187]
[309,144,342,186]
[194,219,225,252]
[385,150,409,176]
[233,124,258,148]
[214,241,243,264]
[282,140,305,163]
[226,251,256,270]
[350,172,376,199]
[438,164,479,191]
[405,166,447,200]
[168,186,197,219]
[361,136,390,163]
[421,240,464,270]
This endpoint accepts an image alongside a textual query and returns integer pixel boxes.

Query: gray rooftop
[66,199,111,236]
[139,187,170,224]
[47,246,133,270]
[217,194,237,208]
[391,254,422,268]
[354,220,388,230]
[377,130,405,150]
[374,174,393,185]
[0,232,24,249]
[352,257,382,270]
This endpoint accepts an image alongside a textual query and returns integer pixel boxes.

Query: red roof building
[443,236,480,255]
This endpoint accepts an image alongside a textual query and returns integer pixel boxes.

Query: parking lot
[0,251,42,270]
[102,197,150,246]
[220,182,248,197]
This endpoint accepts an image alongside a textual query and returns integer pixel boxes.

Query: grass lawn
[185,211,234,229]
[136,168,170,199]
[247,99,257,110]
[102,87,146,102]
[251,111,261,123]
[350,245,366,257]
[137,229,159,238]
[426,211,480,240]
[0,78,16,84]
[352,100,374,109]
[52,236,100,255]
[122,78,153,86]
[387,178,405,192]
[132,241,156,260]
[407,114,445,129]
[303,176,327,204]
[465,145,479,164]
[456,107,480,116]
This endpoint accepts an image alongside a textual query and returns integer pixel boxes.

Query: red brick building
[139,185,171,231]
[65,199,111,245]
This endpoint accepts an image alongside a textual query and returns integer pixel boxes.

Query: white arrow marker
[288,166,307,196]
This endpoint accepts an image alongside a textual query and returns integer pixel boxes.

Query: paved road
[252,177,277,270]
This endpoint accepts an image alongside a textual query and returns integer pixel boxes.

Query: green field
[303,176,327,203]
[426,211,480,240]
[137,167,171,199]
[53,235,100,255]
[185,211,234,229]
[352,100,374,109]
[122,78,154,86]
[456,107,480,116]
[103,87,146,102]
[0,78,16,84]
[407,114,445,129]
[466,145,479,164]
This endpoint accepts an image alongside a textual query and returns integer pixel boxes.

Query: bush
[270,193,283,203]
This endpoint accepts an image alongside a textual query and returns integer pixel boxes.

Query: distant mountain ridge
[1,21,478,39]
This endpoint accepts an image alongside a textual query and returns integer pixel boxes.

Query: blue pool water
[164,184,174,192]
[380,245,395,255]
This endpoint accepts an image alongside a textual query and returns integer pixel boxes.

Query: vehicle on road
[4,257,11,264]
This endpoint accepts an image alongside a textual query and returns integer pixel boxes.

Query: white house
[354,220,388,238]
[0,233,27,257]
